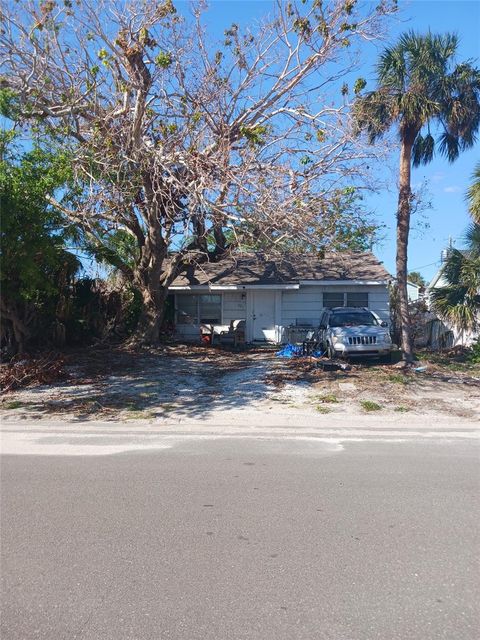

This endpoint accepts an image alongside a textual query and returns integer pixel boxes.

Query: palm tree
[354,32,480,362]
[407,271,426,288]
[467,162,480,223]
[430,223,480,333]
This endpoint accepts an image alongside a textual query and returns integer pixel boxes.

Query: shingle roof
[170,251,391,287]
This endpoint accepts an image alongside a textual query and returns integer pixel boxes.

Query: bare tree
[0,0,397,342]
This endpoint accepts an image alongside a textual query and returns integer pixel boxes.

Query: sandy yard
[1,345,479,429]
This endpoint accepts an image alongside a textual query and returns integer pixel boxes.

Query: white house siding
[365,286,390,322]
[173,285,390,344]
[222,292,246,324]
[281,286,324,328]
[407,282,420,302]
[280,284,390,342]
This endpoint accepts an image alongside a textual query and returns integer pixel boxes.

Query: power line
[408,260,441,272]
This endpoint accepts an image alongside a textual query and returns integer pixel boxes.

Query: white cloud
[431,173,445,183]
[443,186,461,193]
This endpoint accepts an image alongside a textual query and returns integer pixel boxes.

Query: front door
[252,291,276,341]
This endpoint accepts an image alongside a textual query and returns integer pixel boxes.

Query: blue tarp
[275,344,303,358]
[275,344,324,358]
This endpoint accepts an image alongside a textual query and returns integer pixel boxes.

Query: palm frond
[352,90,395,142]
[430,286,479,331]
[463,222,480,255]
[412,132,435,167]
[467,163,480,223]
[354,30,479,169]
[377,44,407,90]
[438,131,460,162]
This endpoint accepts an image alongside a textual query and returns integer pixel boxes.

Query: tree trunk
[396,137,415,363]
[134,284,168,345]
[0,299,30,355]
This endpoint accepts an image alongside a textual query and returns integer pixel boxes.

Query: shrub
[467,339,480,364]
[360,400,382,411]
[316,393,338,403]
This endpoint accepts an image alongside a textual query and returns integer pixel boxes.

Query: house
[167,251,392,344]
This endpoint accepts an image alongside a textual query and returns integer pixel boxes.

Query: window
[323,291,369,308]
[176,294,222,324]
[347,292,368,307]
[199,295,221,323]
[323,292,344,308]
[176,295,198,324]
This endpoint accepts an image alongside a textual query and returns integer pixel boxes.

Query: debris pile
[0,353,69,393]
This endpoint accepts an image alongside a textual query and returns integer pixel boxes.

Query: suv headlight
[332,335,343,345]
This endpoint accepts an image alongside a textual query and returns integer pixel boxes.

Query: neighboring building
[167,251,391,344]
[423,257,478,348]
[407,281,422,302]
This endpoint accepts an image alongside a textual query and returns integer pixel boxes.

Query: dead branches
[0,353,69,394]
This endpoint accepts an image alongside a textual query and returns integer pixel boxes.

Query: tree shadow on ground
[3,345,289,421]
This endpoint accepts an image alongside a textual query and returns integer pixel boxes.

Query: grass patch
[1,400,25,410]
[418,349,480,373]
[316,393,339,404]
[315,405,332,414]
[394,405,411,412]
[126,403,143,412]
[360,400,382,412]
[125,410,156,420]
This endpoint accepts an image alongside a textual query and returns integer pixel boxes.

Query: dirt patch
[1,346,479,423]
[0,345,278,421]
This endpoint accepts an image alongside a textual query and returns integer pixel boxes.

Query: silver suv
[318,307,392,360]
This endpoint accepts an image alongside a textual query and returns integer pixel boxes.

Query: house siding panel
[281,287,323,327]
[222,292,246,324]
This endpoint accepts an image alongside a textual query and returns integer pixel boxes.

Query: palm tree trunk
[396,137,414,363]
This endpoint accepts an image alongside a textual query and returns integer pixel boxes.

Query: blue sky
[198,0,480,282]
[4,1,478,282]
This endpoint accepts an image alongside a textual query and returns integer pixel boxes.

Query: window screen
[199,295,221,323]
[176,294,222,324]
[346,292,368,307]
[323,292,345,308]
[176,295,198,324]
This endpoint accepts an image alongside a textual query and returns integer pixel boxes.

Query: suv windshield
[330,311,378,327]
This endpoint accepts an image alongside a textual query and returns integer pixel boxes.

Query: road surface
[1,428,479,639]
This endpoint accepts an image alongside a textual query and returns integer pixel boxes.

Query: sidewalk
[2,409,478,457]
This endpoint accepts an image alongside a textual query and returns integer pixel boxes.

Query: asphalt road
[1,436,479,640]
